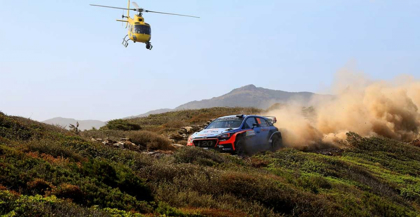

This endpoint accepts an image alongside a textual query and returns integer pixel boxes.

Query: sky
[0,0,419,122]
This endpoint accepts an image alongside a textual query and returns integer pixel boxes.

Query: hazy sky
[1,0,419,121]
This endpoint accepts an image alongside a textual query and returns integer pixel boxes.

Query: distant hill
[126,108,173,119]
[176,84,330,110]
[130,84,331,118]
[43,117,105,130]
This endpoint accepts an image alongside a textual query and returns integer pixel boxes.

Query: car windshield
[134,25,151,35]
[206,118,243,129]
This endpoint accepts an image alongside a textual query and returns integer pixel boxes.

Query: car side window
[264,119,271,127]
[258,118,269,127]
[244,118,257,129]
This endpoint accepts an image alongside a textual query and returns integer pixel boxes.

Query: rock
[103,139,116,146]
[112,142,125,149]
[91,138,104,142]
[124,141,135,146]
[172,144,185,149]
[184,127,193,133]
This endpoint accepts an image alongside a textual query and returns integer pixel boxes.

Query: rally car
[187,114,282,155]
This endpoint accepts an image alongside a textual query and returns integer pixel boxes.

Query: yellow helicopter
[90,0,199,50]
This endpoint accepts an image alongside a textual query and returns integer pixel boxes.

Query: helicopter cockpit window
[134,25,151,35]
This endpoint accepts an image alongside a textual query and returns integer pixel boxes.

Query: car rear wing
[264,116,277,124]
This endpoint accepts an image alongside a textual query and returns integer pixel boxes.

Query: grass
[1,111,420,216]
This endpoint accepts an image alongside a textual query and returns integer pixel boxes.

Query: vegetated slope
[127,107,263,133]
[175,84,330,110]
[43,117,105,131]
[1,111,420,216]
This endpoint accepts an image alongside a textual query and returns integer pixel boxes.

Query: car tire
[271,134,283,152]
[235,137,248,156]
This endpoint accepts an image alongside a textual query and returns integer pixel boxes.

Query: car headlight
[219,133,231,139]
[187,136,194,146]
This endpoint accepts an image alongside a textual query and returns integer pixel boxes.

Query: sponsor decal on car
[246,130,256,137]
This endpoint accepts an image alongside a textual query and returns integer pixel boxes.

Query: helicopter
[90,0,199,50]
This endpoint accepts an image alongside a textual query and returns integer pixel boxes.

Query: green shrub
[81,130,127,141]
[0,113,68,141]
[27,179,55,195]
[0,191,115,217]
[174,147,230,166]
[126,131,173,151]
[26,140,85,163]
[52,183,84,203]
[101,119,142,131]
[162,120,186,129]
[80,159,154,202]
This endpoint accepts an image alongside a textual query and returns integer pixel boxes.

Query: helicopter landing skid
[122,35,130,48]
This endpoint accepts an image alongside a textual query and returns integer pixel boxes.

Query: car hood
[192,128,234,138]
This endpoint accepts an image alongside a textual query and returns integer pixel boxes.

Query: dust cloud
[265,67,420,148]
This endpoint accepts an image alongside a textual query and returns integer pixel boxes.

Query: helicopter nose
[132,35,137,41]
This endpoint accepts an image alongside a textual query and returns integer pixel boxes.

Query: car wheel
[271,134,283,152]
[235,137,248,156]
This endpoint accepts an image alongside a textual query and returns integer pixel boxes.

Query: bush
[0,113,68,141]
[52,183,84,203]
[26,140,85,163]
[80,159,154,203]
[0,190,141,217]
[101,119,142,131]
[126,131,173,151]
[27,179,55,195]
[162,120,186,129]
[81,130,127,141]
[174,147,230,166]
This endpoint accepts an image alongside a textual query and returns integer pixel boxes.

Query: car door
[256,117,270,150]
[242,117,259,152]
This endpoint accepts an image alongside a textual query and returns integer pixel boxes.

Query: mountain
[175,84,330,110]
[129,84,331,118]
[43,117,105,131]
[126,108,173,119]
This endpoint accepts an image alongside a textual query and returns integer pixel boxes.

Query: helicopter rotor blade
[90,4,136,11]
[132,2,140,10]
[145,10,200,18]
